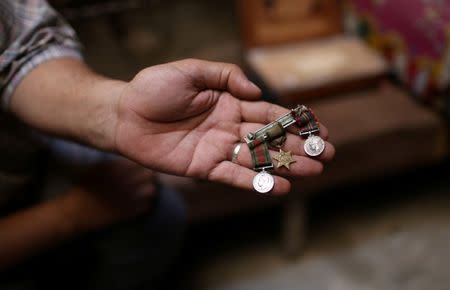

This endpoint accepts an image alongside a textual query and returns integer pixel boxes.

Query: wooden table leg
[281,194,307,259]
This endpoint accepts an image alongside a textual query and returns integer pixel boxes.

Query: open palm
[114,59,334,194]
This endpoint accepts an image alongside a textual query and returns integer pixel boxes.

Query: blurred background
[4,0,450,289]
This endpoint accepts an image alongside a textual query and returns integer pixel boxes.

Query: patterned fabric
[344,0,450,114]
[0,0,82,110]
[0,0,82,208]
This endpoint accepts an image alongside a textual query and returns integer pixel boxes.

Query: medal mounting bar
[299,127,320,137]
[244,105,307,145]
[254,164,274,172]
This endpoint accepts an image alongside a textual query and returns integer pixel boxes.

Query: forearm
[10,58,126,151]
[0,191,83,270]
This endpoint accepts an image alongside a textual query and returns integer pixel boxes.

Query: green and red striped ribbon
[249,138,272,170]
[292,108,319,135]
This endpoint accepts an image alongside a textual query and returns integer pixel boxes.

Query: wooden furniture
[246,36,387,101]
[239,0,388,102]
[239,0,341,47]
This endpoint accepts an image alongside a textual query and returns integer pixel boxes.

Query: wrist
[82,77,127,152]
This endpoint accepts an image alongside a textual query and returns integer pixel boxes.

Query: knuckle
[266,104,276,121]
[266,104,287,122]
[228,63,240,72]
[182,57,199,64]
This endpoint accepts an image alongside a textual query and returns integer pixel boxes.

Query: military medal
[298,109,326,157]
[245,132,275,194]
[303,135,325,157]
[273,149,296,169]
[247,141,275,193]
[252,170,275,194]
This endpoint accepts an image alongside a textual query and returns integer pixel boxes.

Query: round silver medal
[304,135,325,157]
[252,171,274,194]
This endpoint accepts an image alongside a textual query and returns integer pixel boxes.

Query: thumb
[175,59,262,100]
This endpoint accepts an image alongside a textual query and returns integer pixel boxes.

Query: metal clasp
[254,164,274,172]
[299,128,320,137]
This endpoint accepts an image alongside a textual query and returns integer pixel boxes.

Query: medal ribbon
[247,136,273,170]
[294,108,320,135]
[250,141,272,170]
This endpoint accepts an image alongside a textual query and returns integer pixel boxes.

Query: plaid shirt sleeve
[0,0,83,110]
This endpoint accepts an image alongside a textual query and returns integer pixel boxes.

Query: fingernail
[249,81,260,90]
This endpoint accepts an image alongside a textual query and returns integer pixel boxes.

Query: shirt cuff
[1,45,83,110]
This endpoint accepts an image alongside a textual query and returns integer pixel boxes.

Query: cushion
[246,36,388,98]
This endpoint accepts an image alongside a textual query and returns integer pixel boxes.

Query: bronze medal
[273,149,296,170]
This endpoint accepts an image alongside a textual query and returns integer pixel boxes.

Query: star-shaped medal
[273,149,296,170]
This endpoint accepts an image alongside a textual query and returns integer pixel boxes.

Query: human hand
[113,59,335,194]
[63,159,156,232]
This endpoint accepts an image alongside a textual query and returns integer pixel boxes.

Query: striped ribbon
[249,139,273,170]
[293,108,319,135]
